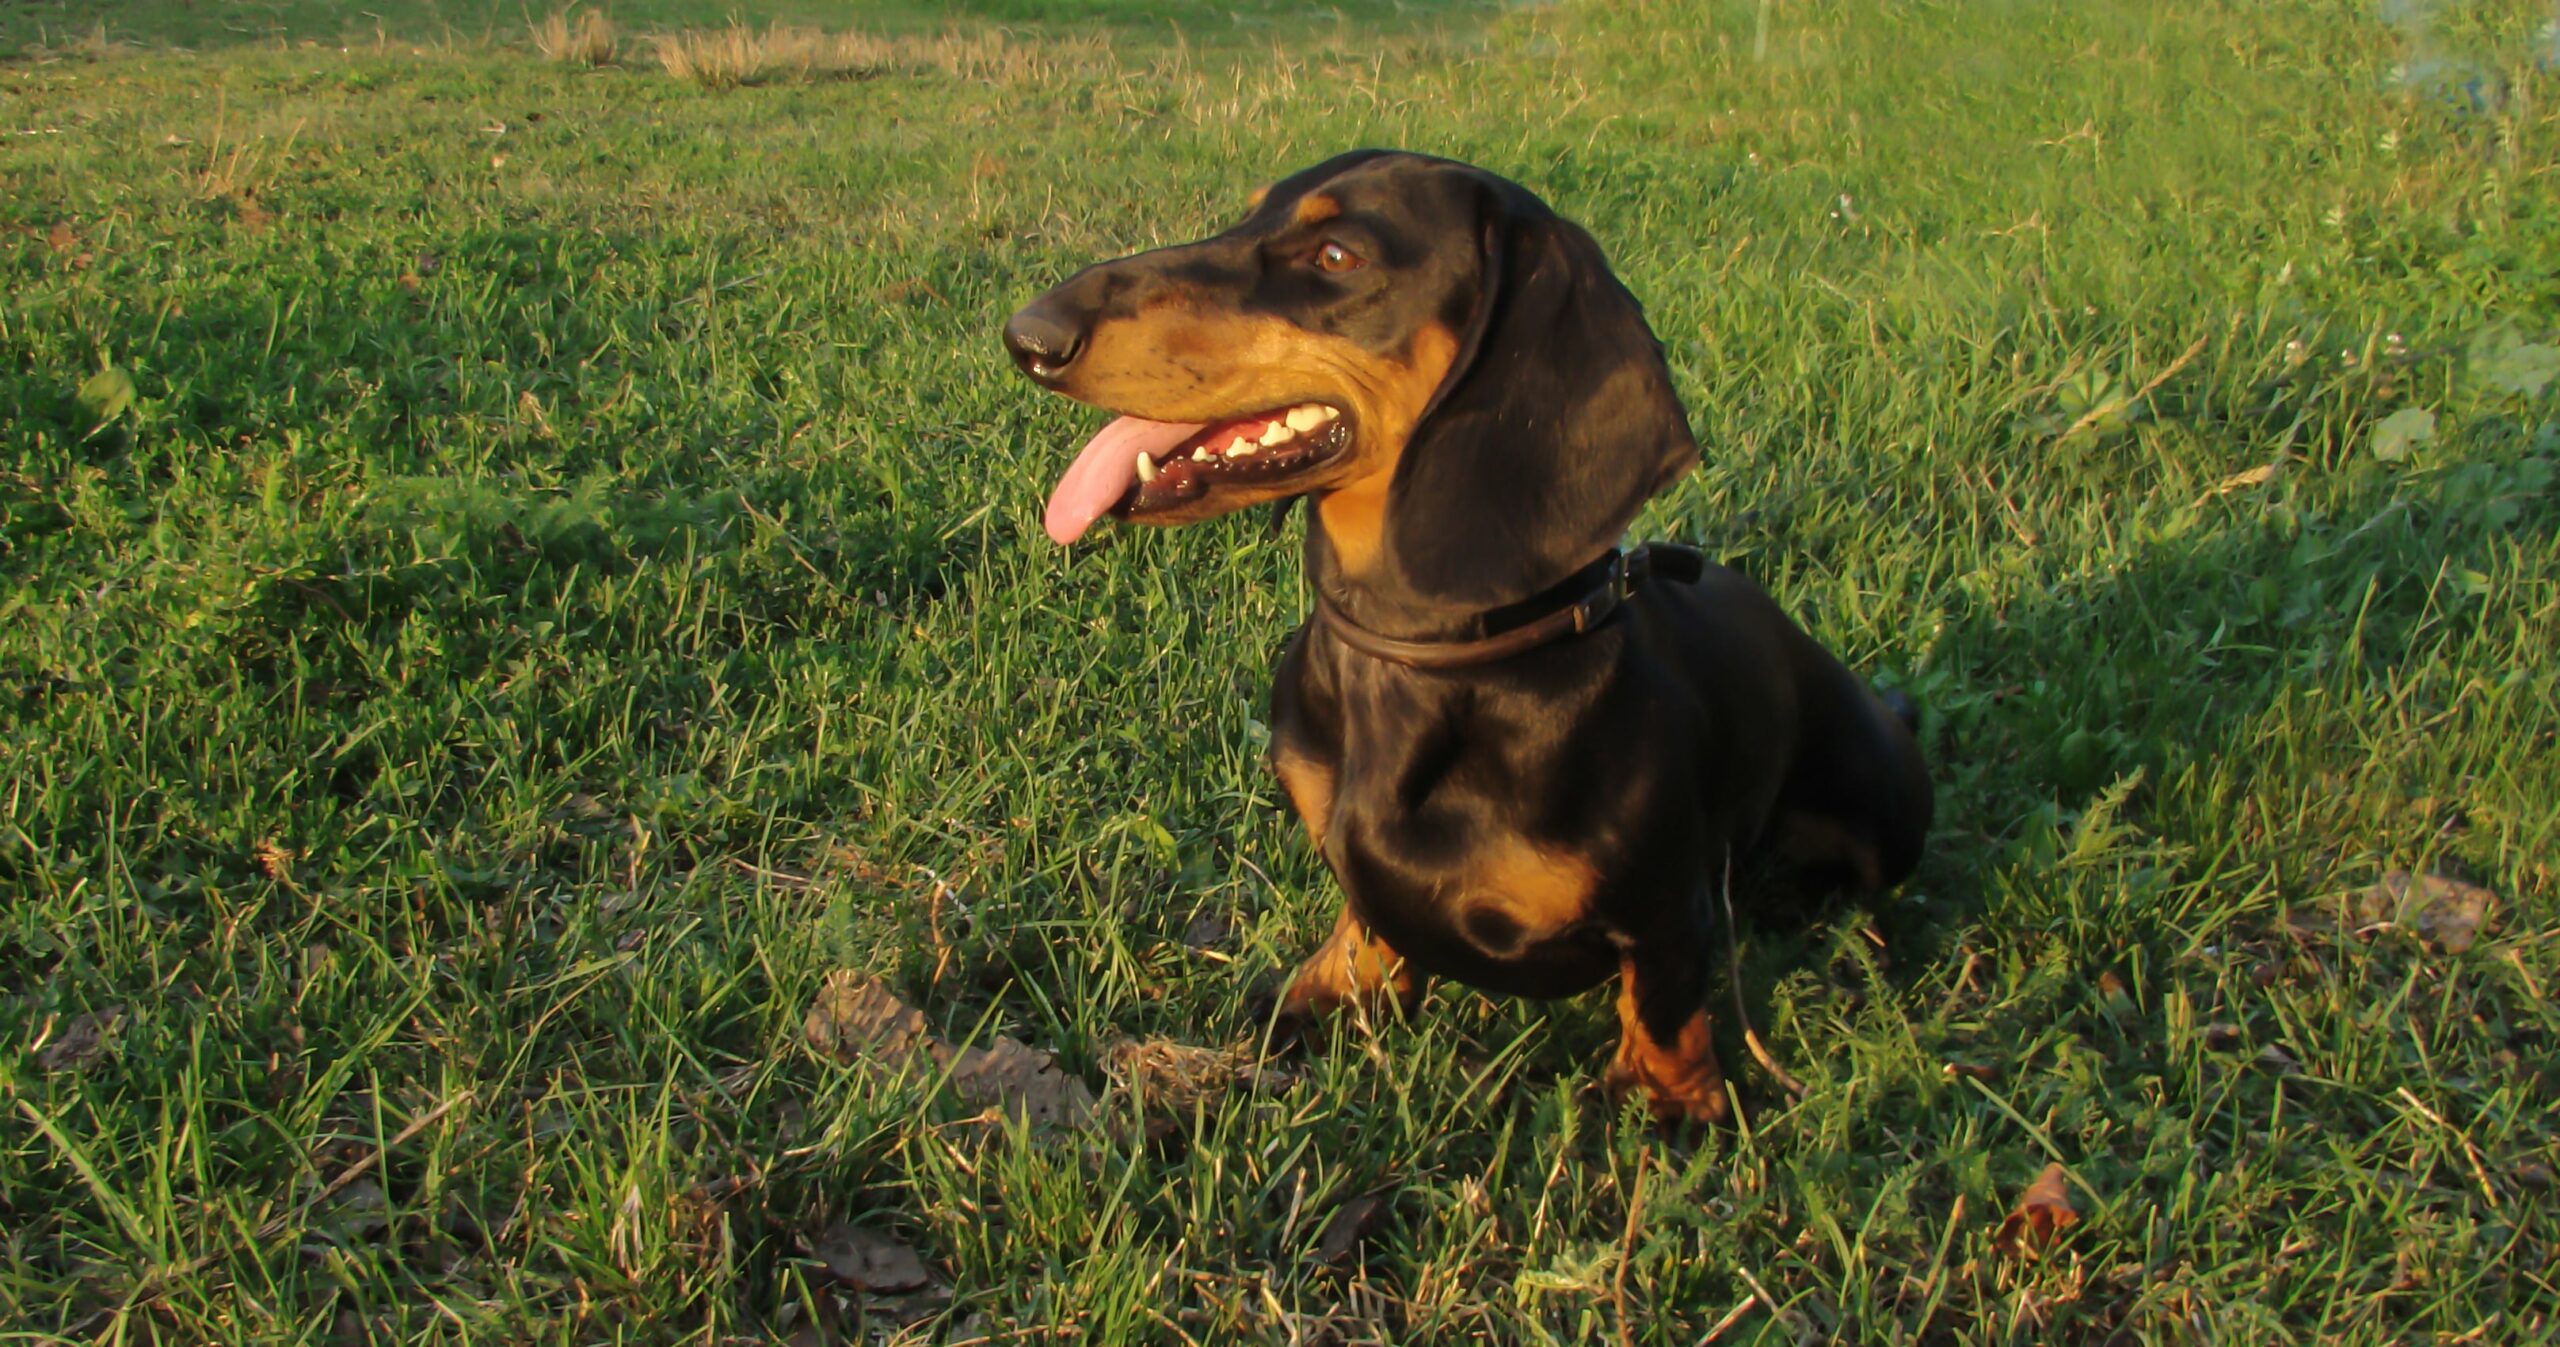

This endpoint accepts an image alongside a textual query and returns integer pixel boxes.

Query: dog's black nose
[1002,303,1086,383]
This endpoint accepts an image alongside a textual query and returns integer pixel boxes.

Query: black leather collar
[1314,542,1705,670]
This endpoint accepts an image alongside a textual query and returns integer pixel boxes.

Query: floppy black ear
[1386,176,1698,608]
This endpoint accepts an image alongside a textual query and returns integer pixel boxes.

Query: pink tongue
[1042,415,1207,545]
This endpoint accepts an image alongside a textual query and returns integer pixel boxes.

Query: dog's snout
[1002,302,1087,383]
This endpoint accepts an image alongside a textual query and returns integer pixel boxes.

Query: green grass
[4,0,2557,1341]
[0,0,1500,53]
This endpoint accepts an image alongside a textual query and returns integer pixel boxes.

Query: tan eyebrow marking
[1293,193,1342,226]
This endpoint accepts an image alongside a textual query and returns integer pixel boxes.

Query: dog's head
[1007,150,1694,603]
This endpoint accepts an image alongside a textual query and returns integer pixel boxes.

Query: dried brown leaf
[1103,1037,1271,1111]
[2205,463,2279,498]
[1181,910,1233,950]
[253,838,296,882]
[310,1176,391,1243]
[807,1223,932,1293]
[803,970,934,1061]
[1992,1162,2080,1258]
[2355,871,2497,953]
[1310,1191,1388,1270]
[946,1034,1098,1131]
[802,971,1095,1132]
[34,1005,123,1073]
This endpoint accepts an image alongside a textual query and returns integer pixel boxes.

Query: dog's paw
[1604,1064,1732,1128]
[1605,1015,1733,1128]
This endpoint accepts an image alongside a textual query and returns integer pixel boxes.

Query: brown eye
[1314,241,1364,273]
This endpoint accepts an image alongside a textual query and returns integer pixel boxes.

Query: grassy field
[4,0,2557,1341]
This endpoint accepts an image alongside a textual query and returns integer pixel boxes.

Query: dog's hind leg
[1771,663,1932,896]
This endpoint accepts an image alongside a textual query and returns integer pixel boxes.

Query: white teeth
[1181,407,1341,469]
[1134,452,1157,483]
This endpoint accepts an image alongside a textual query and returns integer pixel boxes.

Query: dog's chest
[1290,687,1638,963]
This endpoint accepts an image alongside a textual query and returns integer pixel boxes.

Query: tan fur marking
[1606,965,1730,1125]
[1317,478,1392,576]
[1279,909,1419,1022]
[1245,183,1272,211]
[1275,748,1335,850]
[1314,321,1461,575]
[1293,192,1341,226]
[1461,837,1599,944]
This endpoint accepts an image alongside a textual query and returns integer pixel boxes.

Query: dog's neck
[1303,504,1610,644]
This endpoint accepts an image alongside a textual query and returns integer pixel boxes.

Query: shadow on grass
[1701,419,2557,1116]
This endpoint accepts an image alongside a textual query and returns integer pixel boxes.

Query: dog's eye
[1313,241,1365,274]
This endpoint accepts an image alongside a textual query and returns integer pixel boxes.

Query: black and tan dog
[1004,150,1930,1123]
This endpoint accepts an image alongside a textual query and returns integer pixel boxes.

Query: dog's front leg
[1275,908,1423,1029]
[1604,933,1731,1126]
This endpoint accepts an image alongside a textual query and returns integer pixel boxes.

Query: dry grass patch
[531,8,619,67]
[20,21,132,63]
[898,30,1089,84]
[649,23,886,89]
[646,25,1079,89]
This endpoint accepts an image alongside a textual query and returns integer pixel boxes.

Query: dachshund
[1003,150,1931,1123]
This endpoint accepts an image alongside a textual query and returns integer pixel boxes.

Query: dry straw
[530,8,620,67]
[646,24,1065,88]
[649,23,890,89]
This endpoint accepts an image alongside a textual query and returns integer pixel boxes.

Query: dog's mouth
[1042,402,1354,545]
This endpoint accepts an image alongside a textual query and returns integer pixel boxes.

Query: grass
[2,0,2556,1341]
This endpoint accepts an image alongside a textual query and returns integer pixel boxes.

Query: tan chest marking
[1454,837,1600,953]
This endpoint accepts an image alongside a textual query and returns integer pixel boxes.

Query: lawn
[3,0,2556,1341]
